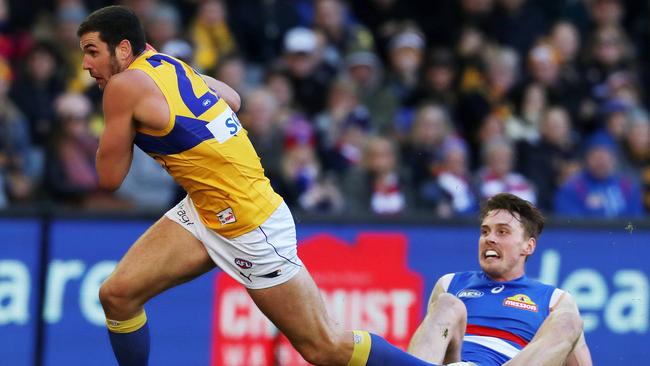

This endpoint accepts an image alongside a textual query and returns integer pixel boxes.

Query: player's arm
[96,72,138,191]
[407,274,451,352]
[201,74,241,112]
[553,293,593,366]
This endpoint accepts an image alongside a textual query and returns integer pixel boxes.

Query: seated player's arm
[407,274,452,352]
[96,71,138,191]
[201,75,241,112]
[553,293,593,366]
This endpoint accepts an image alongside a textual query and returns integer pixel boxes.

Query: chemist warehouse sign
[211,233,423,366]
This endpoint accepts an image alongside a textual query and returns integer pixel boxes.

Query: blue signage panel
[0,219,41,366]
[4,219,645,365]
[43,220,216,366]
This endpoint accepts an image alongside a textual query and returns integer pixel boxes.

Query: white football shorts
[165,195,303,289]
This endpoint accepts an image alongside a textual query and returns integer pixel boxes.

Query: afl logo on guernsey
[457,289,484,298]
[503,294,538,312]
[234,258,253,269]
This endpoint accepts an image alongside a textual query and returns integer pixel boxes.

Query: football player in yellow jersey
[78,5,439,366]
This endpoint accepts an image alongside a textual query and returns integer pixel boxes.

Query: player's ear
[116,39,133,61]
[523,237,536,256]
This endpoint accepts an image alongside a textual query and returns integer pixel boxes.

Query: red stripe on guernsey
[466,324,529,348]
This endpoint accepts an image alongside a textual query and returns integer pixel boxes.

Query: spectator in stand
[313,0,375,68]
[401,103,464,195]
[343,135,412,215]
[115,145,178,212]
[314,78,372,175]
[214,54,249,95]
[511,82,547,142]
[143,2,181,52]
[10,41,66,147]
[620,108,650,212]
[281,26,337,118]
[554,134,644,218]
[386,24,426,118]
[239,87,285,187]
[0,56,36,206]
[476,137,536,204]
[521,40,583,136]
[457,46,521,161]
[413,48,458,113]
[517,106,581,212]
[53,2,93,93]
[419,139,478,217]
[189,0,237,74]
[278,117,344,214]
[489,0,548,57]
[226,0,302,65]
[549,20,584,119]
[344,49,398,134]
[45,92,127,209]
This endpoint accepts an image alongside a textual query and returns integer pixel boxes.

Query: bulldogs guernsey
[445,271,563,365]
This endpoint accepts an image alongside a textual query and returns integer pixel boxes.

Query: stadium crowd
[1,0,649,219]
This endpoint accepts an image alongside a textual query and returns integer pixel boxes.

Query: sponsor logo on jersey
[457,289,484,298]
[234,258,253,269]
[503,294,538,312]
[217,207,236,225]
[491,285,505,293]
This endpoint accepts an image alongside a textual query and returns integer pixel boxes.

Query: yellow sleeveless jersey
[128,50,283,238]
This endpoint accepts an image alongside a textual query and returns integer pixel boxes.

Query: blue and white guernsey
[443,271,564,365]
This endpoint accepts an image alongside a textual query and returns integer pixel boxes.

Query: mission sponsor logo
[503,294,538,312]
[457,289,484,298]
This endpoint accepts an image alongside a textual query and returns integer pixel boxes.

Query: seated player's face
[478,209,533,281]
[79,31,120,90]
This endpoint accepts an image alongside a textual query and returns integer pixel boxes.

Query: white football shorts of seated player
[165,196,303,289]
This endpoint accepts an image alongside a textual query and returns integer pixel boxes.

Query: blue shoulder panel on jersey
[134,115,214,155]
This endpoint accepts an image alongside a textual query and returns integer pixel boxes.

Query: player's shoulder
[104,69,155,98]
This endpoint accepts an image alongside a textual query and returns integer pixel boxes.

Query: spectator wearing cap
[190,0,237,74]
[344,49,398,133]
[0,56,36,206]
[386,25,425,107]
[554,133,644,218]
[517,106,581,211]
[343,135,413,215]
[281,26,337,117]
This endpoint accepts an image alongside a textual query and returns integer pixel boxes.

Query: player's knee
[434,293,467,323]
[98,276,139,312]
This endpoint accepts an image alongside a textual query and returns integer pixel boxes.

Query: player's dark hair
[479,193,545,240]
[77,5,145,56]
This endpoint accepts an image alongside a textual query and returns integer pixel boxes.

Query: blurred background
[0,0,649,365]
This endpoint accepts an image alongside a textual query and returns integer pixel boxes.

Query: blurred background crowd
[1,0,649,219]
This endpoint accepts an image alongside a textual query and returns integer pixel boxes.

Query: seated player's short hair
[480,193,545,239]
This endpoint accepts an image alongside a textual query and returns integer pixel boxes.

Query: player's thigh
[106,216,216,302]
[247,268,349,356]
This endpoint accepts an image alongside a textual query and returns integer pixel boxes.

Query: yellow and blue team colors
[128,50,282,238]
[106,310,150,365]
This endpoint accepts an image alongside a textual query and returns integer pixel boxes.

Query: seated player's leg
[408,293,467,365]
[99,215,216,365]
[503,307,583,366]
